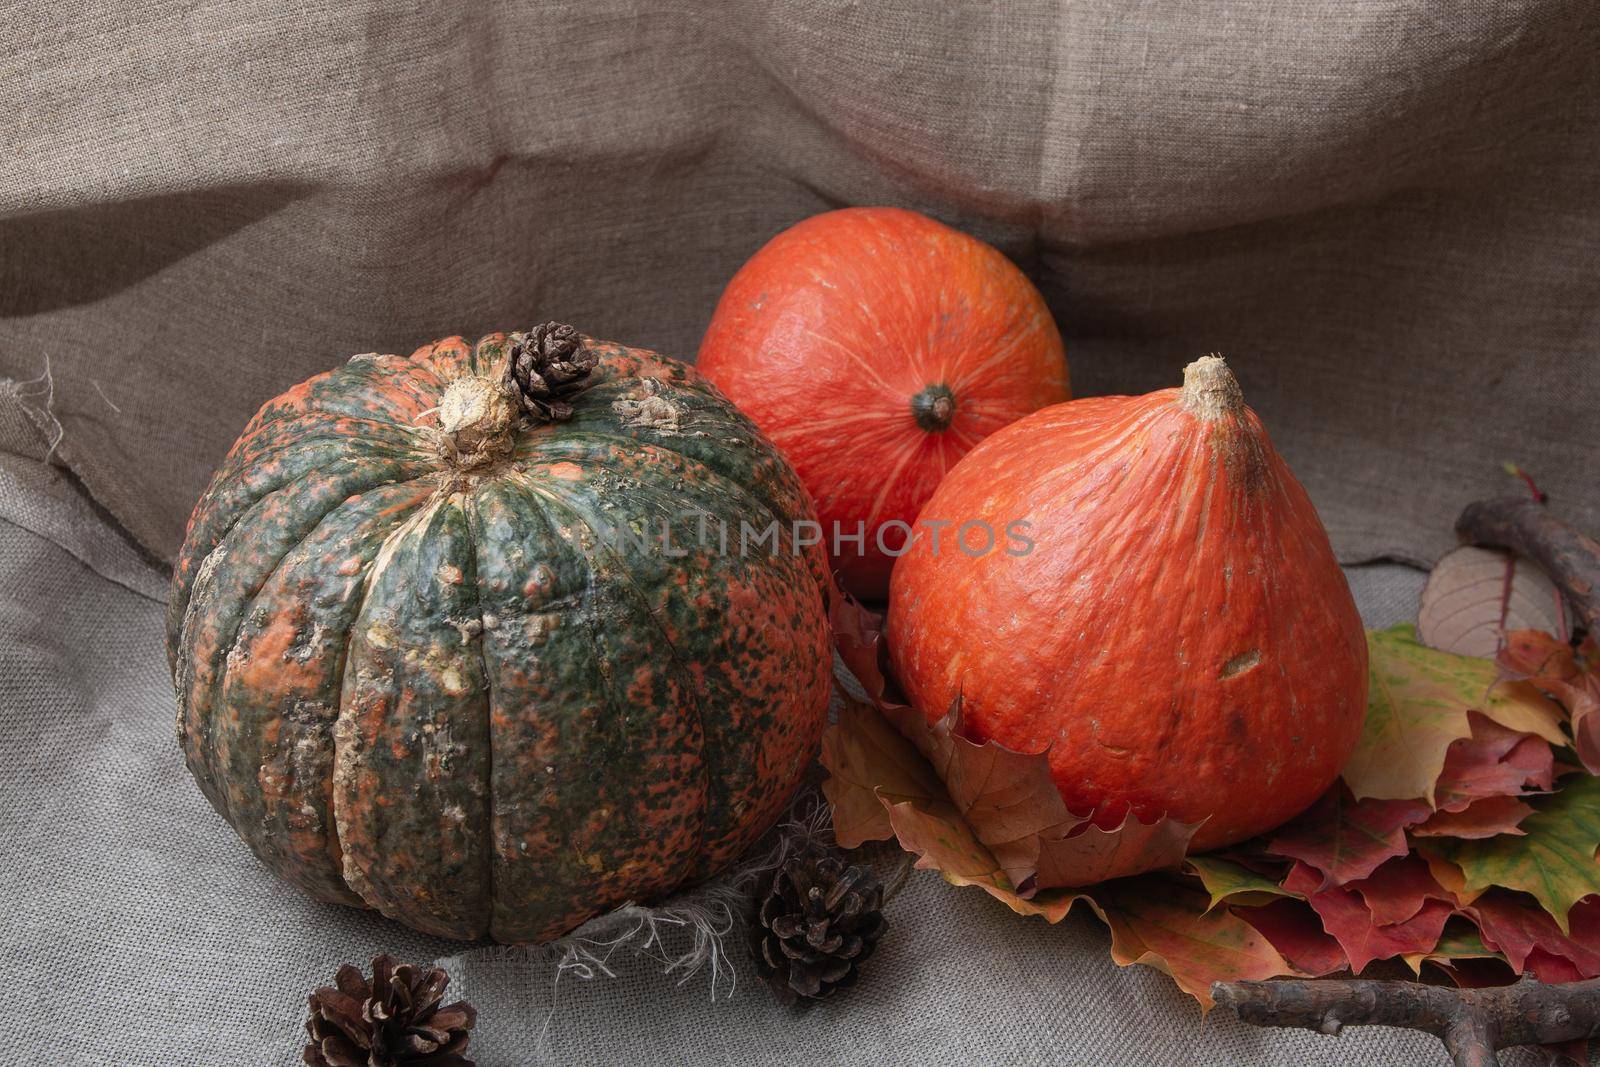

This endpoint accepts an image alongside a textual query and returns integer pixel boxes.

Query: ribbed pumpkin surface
[888,358,1367,851]
[167,332,831,943]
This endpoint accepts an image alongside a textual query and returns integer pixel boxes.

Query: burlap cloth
[3,2,1597,1064]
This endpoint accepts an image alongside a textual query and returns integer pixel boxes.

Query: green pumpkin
[167,326,831,942]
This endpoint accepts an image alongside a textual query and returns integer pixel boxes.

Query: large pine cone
[751,843,887,1004]
[505,321,596,421]
[303,955,476,1067]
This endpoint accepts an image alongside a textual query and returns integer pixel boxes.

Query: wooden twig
[1213,975,1600,1067]
[1457,497,1600,632]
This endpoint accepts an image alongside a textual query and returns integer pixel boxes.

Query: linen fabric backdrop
[2,2,1597,1064]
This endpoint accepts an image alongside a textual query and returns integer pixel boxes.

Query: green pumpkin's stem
[911,383,958,432]
[436,375,519,469]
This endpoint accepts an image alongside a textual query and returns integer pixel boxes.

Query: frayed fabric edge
[433,793,848,1051]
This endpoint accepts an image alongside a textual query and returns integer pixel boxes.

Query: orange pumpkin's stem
[1179,354,1245,420]
[910,383,958,432]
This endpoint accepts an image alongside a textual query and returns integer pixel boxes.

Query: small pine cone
[303,954,476,1067]
[506,321,596,421]
[751,843,888,1004]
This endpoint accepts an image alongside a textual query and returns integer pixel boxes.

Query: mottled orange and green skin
[168,333,831,943]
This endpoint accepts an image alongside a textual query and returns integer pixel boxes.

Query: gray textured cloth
[3,1,1598,567]
[1,448,1460,1066]
[4,2,1599,1064]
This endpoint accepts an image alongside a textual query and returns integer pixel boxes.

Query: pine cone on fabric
[751,843,888,1004]
[302,954,476,1067]
[505,321,597,421]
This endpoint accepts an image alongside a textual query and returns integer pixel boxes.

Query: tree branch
[1213,975,1600,1067]
[1456,496,1600,631]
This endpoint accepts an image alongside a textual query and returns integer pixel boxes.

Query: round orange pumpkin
[887,356,1367,851]
[697,207,1069,598]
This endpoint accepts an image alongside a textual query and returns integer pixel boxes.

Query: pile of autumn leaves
[821,606,1600,1008]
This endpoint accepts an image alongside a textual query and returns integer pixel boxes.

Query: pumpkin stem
[910,383,958,432]
[435,375,519,469]
[1179,355,1245,420]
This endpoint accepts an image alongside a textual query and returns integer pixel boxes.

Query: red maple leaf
[1235,898,1348,977]
[1412,795,1538,839]
[1499,630,1600,776]
[1267,788,1429,888]
[1433,712,1554,813]
[1283,862,1452,973]
[1348,854,1456,926]
[1466,892,1600,979]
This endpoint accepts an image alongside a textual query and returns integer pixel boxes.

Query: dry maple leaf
[1428,775,1600,933]
[1084,878,1297,1009]
[887,695,1086,887]
[1281,860,1453,974]
[824,595,1200,892]
[825,592,1600,1008]
[1499,629,1600,775]
[1411,795,1538,839]
[1500,629,1584,683]
[1184,855,1298,912]
[1466,892,1600,980]
[819,694,939,848]
[1401,919,1507,979]
[1431,711,1555,813]
[1349,854,1455,926]
[1028,812,1205,893]
[1347,625,1564,804]
[829,592,895,705]
[1265,786,1429,888]
[1234,898,1349,978]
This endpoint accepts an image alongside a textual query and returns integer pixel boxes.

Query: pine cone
[505,321,596,421]
[303,955,476,1067]
[751,843,888,1004]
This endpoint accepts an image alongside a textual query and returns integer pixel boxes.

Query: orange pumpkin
[697,207,1069,598]
[887,356,1367,851]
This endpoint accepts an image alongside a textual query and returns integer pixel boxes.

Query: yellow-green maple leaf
[1087,878,1296,1010]
[1344,625,1564,804]
[1402,920,1503,975]
[1431,774,1600,933]
[1184,856,1299,912]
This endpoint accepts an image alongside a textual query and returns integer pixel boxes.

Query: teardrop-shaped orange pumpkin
[887,357,1367,851]
[697,207,1069,598]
